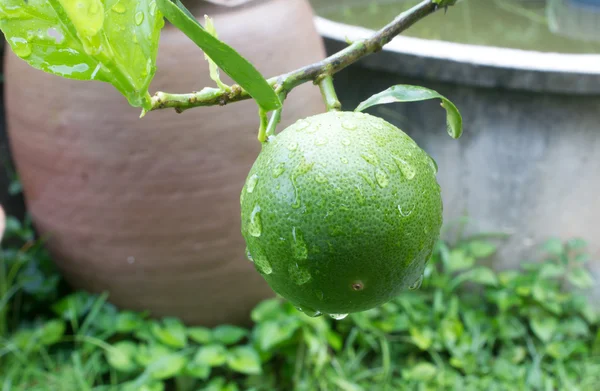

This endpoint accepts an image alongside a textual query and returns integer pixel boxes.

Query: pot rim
[314,16,600,75]
[314,16,600,94]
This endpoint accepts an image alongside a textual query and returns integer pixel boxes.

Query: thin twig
[149,0,448,113]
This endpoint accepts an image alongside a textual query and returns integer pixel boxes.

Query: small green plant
[1,215,598,390]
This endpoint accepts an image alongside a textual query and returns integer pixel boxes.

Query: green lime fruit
[240,111,442,318]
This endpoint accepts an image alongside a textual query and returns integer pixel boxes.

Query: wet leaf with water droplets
[0,0,163,109]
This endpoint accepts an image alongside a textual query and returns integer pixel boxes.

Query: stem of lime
[318,76,342,112]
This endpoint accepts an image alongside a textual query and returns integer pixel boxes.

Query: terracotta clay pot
[4,0,325,325]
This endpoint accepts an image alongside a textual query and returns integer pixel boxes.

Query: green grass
[1,215,599,390]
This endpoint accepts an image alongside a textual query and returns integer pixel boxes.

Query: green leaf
[409,327,434,350]
[156,0,280,111]
[566,238,587,250]
[38,319,66,345]
[106,341,139,372]
[150,318,187,348]
[326,330,343,352]
[541,238,564,255]
[116,311,145,333]
[136,344,174,366]
[545,341,575,360]
[251,299,283,323]
[203,15,228,91]
[402,362,437,381]
[194,344,228,367]
[355,85,462,139]
[439,317,463,347]
[539,263,565,279]
[253,319,301,351]
[184,361,211,379]
[212,325,248,346]
[188,327,213,344]
[454,267,498,287]
[530,315,558,342]
[560,317,590,337]
[567,268,594,289]
[0,0,163,109]
[467,241,497,258]
[447,249,475,272]
[148,353,187,380]
[227,345,262,375]
[52,292,95,320]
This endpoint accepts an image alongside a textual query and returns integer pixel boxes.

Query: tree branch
[149,0,448,113]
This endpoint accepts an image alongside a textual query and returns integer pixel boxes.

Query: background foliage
[1,215,599,391]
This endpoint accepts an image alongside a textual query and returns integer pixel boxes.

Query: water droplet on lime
[315,173,328,184]
[361,152,379,166]
[245,247,254,263]
[315,290,324,300]
[272,163,285,178]
[248,205,262,237]
[329,313,348,320]
[357,171,375,189]
[286,141,298,151]
[292,227,308,260]
[392,156,416,180]
[342,120,357,130]
[428,155,438,174]
[315,137,328,146]
[289,263,311,285]
[254,253,272,275]
[409,274,424,290]
[135,11,145,25]
[296,306,321,317]
[341,138,351,146]
[398,204,414,217]
[340,157,349,164]
[295,119,310,131]
[375,169,389,188]
[246,174,259,193]
[355,186,366,205]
